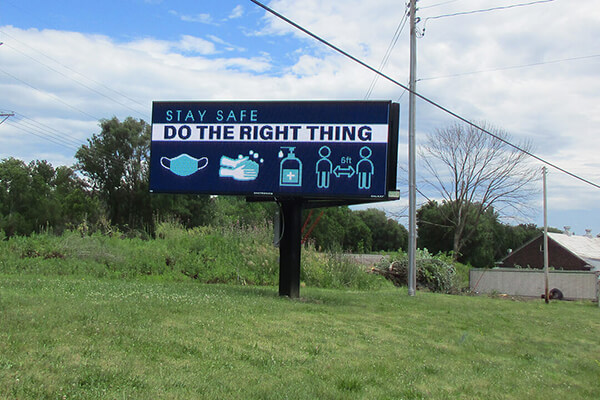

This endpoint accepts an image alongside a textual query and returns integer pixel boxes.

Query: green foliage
[417,200,551,268]
[0,158,99,237]
[302,245,392,290]
[416,200,453,255]
[210,196,277,227]
[494,223,541,256]
[374,249,467,293]
[155,221,279,285]
[150,193,215,228]
[72,118,277,233]
[1,115,547,267]
[420,121,538,266]
[355,208,408,251]
[75,117,152,229]
[0,222,389,290]
[304,206,370,252]
[303,206,406,253]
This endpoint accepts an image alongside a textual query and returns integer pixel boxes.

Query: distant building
[499,228,600,271]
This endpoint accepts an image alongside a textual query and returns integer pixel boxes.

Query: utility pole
[543,166,549,303]
[0,112,14,125]
[407,0,418,296]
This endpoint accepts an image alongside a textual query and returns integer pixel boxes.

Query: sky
[1,0,599,236]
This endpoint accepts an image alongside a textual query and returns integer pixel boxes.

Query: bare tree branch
[418,121,539,258]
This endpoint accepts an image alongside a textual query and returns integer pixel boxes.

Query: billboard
[149,101,399,200]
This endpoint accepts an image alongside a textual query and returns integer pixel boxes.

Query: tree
[420,121,538,260]
[52,165,100,229]
[417,200,506,267]
[494,223,540,259]
[0,158,34,236]
[304,206,372,252]
[416,200,453,255]
[75,117,152,229]
[356,208,407,251]
[0,158,97,237]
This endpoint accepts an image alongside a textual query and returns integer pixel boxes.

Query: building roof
[547,232,600,270]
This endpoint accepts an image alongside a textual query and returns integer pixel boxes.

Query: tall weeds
[0,221,390,290]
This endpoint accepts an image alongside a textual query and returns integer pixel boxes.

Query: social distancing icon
[314,145,375,190]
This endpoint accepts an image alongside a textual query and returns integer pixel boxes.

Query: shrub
[372,250,467,293]
[302,245,391,290]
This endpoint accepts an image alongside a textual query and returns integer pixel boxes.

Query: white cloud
[177,35,217,54]
[207,35,245,52]
[228,5,244,20]
[169,10,213,24]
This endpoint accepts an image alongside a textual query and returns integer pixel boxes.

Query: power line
[365,4,409,99]
[420,0,463,10]
[2,110,86,152]
[0,32,153,167]
[0,67,100,121]
[396,81,410,102]
[1,41,149,119]
[424,0,556,21]
[248,0,600,190]
[1,108,149,172]
[421,0,557,35]
[0,29,150,116]
[10,112,84,147]
[419,53,600,81]
[3,116,152,175]
[4,120,80,152]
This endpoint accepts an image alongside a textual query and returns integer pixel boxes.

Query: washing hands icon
[219,155,260,181]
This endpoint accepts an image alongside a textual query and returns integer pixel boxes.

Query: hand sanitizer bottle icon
[279,147,302,187]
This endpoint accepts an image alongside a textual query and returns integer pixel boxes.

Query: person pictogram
[316,146,333,189]
[356,146,374,190]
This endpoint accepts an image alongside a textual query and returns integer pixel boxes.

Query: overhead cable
[425,0,556,21]
[419,53,600,81]
[365,4,409,99]
[420,0,463,10]
[248,0,600,190]
[5,120,80,152]
[2,41,149,119]
[0,68,100,121]
[0,29,150,116]
[1,109,149,170]
[421,0,557,34]
[10,111,84,147]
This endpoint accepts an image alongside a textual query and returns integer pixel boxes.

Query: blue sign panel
[149,101,399,199]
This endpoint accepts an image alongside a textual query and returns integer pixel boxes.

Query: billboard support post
[279,199,303,298]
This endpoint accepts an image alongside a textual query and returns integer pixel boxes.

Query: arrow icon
[334,165,355,178]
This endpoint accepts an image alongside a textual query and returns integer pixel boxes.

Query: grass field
[1,274,598,399]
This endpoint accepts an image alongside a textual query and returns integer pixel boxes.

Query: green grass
[1,274,598,399]
[0,225,391,291]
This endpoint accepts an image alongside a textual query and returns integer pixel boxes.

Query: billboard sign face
[150,101,399,200]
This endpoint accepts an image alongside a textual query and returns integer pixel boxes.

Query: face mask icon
[160,154,208,177]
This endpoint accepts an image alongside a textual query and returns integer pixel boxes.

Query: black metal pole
[279,199,303,298]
